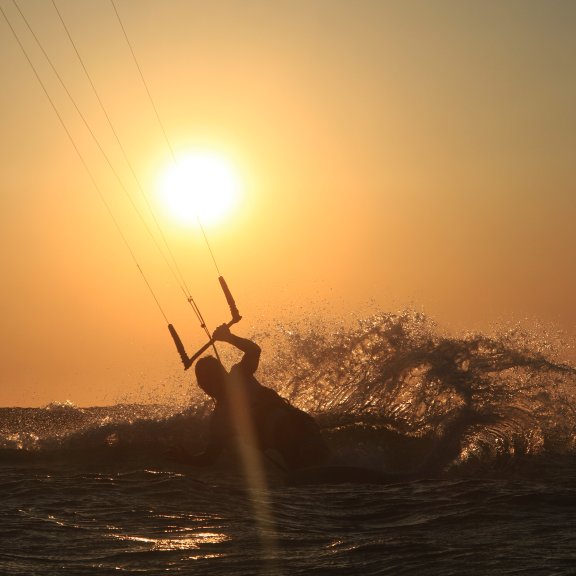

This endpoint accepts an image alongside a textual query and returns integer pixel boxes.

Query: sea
[2,311,576,575]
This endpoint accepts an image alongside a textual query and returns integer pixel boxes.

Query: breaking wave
[2,310,575,479]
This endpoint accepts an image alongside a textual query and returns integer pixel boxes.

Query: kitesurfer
[189,324,331,470]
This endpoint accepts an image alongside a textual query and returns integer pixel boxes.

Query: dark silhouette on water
[189,324,331,471]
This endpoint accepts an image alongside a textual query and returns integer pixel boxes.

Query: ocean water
[2,311,576,575]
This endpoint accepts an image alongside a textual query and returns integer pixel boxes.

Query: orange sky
[1,0,575,406]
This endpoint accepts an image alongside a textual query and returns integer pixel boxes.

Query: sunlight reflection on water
[112,531,229,551]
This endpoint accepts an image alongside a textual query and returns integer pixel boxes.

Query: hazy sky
[1,0,575,406]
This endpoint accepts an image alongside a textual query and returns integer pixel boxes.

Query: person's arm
[213,324,261,375]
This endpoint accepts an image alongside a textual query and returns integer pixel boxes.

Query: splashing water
[259,310,576,475]
[1,311,575,479]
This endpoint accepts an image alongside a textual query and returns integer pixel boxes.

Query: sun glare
[158,152,240,226]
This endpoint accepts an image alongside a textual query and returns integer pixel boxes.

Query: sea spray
[259,310,576,474]
[1,310,575,477]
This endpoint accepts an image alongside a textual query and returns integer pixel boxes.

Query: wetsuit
[204,343,330,470]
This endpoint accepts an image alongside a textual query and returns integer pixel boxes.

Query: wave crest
[2,310,575,477]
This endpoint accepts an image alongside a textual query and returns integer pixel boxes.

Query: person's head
[195,356,227,399]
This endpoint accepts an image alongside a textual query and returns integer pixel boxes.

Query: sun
[158,152,240,226]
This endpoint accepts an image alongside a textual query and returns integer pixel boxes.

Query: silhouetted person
[190,324,330,471]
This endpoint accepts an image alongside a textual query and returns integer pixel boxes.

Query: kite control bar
[168,276,242,370]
